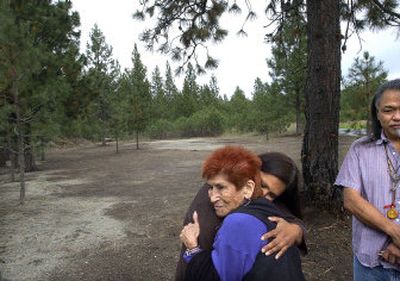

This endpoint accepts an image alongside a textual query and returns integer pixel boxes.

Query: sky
[71,0,400,98]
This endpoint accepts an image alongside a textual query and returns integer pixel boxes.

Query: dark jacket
[183,198,305,281]
[175,184,307,281]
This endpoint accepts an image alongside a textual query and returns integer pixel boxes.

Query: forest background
[1,1,400,280]
[0,0,399,206]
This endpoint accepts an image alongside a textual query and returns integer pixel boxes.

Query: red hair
[202,146,263,199]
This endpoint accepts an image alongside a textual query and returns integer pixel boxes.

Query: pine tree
[228,86,251,132]
[198,75,220,110]
[150,66,167,120]
[164,61,179,119]
[121,44,151,149]
[176,63,199,118]
[251,78,291,139]
[135,0,400,209]
[0,1,81,203]
[342,51,387,127]
[267,7,307,134]
[85,24,117,145]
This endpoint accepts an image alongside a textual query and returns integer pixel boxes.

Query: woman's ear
[243,180,255,199]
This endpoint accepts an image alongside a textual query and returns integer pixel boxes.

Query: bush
[177,108,224,137]
[63,117,101,140]
[146,119,177,139]
[147,108,225,139]
[190,108,224,137]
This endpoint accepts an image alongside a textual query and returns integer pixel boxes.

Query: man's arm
[343,187,400,247]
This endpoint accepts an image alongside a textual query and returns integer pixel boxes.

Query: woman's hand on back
[180,211,200,250]
[260,216,303,259]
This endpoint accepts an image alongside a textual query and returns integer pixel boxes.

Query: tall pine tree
[121,44,151,149]
[85,24,117,145]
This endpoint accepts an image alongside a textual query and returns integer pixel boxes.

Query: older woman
[179,146,305,281]
[175,151,306,281]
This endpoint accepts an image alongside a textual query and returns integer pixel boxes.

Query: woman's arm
[259,201,307,258]
[211,213,267,281]
[261,216,304,258]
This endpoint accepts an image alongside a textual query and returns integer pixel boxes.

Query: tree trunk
[24,130,37,172]
[115,132,119,154]
[302,0,341,209]
[39,137,45,161]
[295,89,302,135]
[136,130,139,150]
[11,79,26,204]
[101,129,106,146]
[10,151,16,182]
[0,147,7,167]
[6,127,16,181]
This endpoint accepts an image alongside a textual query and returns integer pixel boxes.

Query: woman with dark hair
[179,146,305,281]
[259,152,302,219]
[175,150,306,281]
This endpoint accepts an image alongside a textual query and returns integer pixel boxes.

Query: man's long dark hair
[258,152,303,219]
[370,79,400,140]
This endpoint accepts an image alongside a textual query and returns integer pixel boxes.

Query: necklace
[384,143,400,219]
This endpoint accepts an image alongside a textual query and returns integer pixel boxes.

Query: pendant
[387,205,399,220]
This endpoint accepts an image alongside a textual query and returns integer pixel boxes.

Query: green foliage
[266,8,307,134]
[174,63,199,118]
[198,75,221,110]
[150,66,168,120]
[136,0,400,71]
[146,107,224,139]
[84,25,119,143]
[224,87,252,132]
[340,120,367,130]
[0,0,82,158]
[120,44,151,145]
[135,0,229,73]
[251,81,292,138]
[146,119,176,139]
[341,51,387,122]
[186,107,224,137]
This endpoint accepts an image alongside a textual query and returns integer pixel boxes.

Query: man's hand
[343,188,400,247]
[386,224,400,249]
[260,216,303,259]
[180,211,200,250]
[380,243,400,265]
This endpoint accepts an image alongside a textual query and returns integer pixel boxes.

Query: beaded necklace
[383,143,400,219]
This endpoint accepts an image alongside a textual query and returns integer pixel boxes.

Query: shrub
[146,119,176,139]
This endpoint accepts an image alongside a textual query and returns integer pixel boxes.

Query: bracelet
[184,246,202,256]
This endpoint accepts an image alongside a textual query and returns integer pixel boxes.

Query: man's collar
[376,130,388,145]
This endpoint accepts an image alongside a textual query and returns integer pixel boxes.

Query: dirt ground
[0,135,355,281]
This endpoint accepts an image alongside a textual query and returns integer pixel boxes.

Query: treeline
[0,1,390,203]
[0,1,303,174]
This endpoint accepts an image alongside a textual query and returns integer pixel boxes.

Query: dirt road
[0,135,354,281]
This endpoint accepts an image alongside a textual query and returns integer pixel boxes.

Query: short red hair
[202,146,263,199]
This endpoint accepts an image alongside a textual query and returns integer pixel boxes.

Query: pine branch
[370,0,400,23]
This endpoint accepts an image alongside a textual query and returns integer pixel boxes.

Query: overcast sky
[71,0,400,98]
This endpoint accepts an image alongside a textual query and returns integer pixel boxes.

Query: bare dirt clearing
[0,135,354,281]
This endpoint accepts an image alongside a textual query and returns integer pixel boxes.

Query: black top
[175,184,307,281]
[184,198,305,281]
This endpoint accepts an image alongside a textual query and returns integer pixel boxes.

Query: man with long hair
[336,79,400,280]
